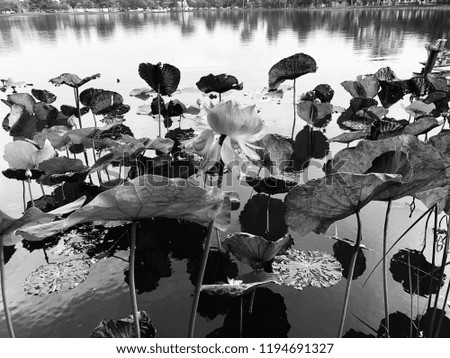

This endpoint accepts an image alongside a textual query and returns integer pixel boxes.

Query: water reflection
[1,9,449,56]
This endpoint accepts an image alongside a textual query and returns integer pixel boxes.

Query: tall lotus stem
[382,200,392,337]
[73,87,83,129]
[219,93,222,102]
[266,194,271,238]
[249,289,256,314]
[129,221,140,338]
[427,206,438,314]
[188,220,215,338]
[22,181,26,212]
[291,78,296,140]
[157,86,162,137]
[408,251,413,338]
[337,210,362,338]
[0,237,15,338]
[27,178,34,207]
[91,112,97,128]
[39,182,46,198]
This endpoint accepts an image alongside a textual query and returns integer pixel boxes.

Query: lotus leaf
[89,91,123,115]
[7,111,40,139]
[341,75,379,99]
[427,74,448,92]
[196,73,243,94]
[284,173,402,235]
[272,249,342,290]
[312,84,334,103]
[63,121,124,144]
[268,53,317,91]
[296,101,334,128]
[138,62,181,96]
[378,80,408,108]
[355,105,388,120]
[33,126,70,150]
[254,134,294,175]
[222,233,293,270]
[328,135,447,200]
[337,98,378,131]
[33,102,58,123]
[136,104,152,116]
[150,95,167,117]
[129,86,155,100]
[332,241,367,280]
[23,258,90,296]
[31,89,56,104]
[328,131,368,144]
[3,104,24,131]
[39,157,87,174]
[374,67,399,82]
[4,139,55,169]
[2,168,44,181]
[91,311,157,338]
[404,101,436,118]
[18,175,224,240]
[403,117,440,136]
[79,88,104,107]
[7,93,36,113]
[104,104,131,121]
[60,104,89,118]
[415,185,450,214]
[244,175,297,195]
[49,73,101,88]
[201,271,279,297]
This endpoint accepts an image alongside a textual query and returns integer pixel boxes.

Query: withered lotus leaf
[49,73,101,88]
[328,131,368,144]
[31,89,56,104]
[18,175,224,240]
[403,117,440,136]
[196,73,243,94]
[138,62,181,96]
[222,233,293,270]
[254,134,294,175]
[268,53,317,91]
[284,173,402,235]
[272,249,343,290]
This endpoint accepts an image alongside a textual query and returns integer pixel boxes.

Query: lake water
[1,8,450,338]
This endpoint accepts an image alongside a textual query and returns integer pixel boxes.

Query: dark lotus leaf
[40,172,88,185]
[164,117,173,129]
[377,312,417,338]
[49,112,74,129]
[284,172,402,235]
[403,117,440,136]
[2,104,23,131]
[2,168,44,181]
[138,62,181,96]
[23,258,90,296]
[293,127,329,170]
[165,127,195,156]
[416,308,450,338]
[60,104,90,117]
[296,101,333,128]
[427,74,448,92]
[332,241,366,280]
[423,91,450,116]
[103,104,130,120]
[390,249,446,297]
[79,88,104,107]
[328,131,368,144]
[39,157,87,174]
[374,67,400,82]
[34,126,70,150]
[196,73,243,94]
[369,118,408,140]
[407,76,429,97]
[337,98,378,131]
[378,80,408,108]
[91,311,156,338]
[26,195,57,212]
[31,89,56,104]
[89,91,123,115]
[151,95,167,116]
[222,232,293,270]
[33,102,58,123]
[69,143,85,154]
[167,100,184,117]
[268,53,317,91]
[98,123,134,140]
[343,329,375,338]
[272,249,343,290]
[254,134,294,175]
[49,73,101,88]
[340,81,366,98]
[9,111,39,139]
[244,176,297,195]
[7,93,36,113]
[341,75,379,99]
[313,84,334,103]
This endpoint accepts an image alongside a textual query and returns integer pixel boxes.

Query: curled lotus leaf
[200,271,279,297]
[7,93,36,113]
[31,89,56,104]
[284,173,402,235]
[272,249,343,290]
[416,185,450,214]
[138,62,181,96]
[328,131,368,144]
[49,73,101,88]
[327,135,448,201]
[3,104,24,130]
[296,101,334,128]
[3,139,55,170]
[254,134,294,175]
[33,102,58,123]
[89,91,123,115]
[268,53,317,91]
[244,175,297,195]
[196,73,243,94]
[23,258,90,296]
[374,67,400,82]
[39,157,87,174]
[91,311,157,338]
[222,233,293,270]
[18,175,224,240]
[313,84,334,103]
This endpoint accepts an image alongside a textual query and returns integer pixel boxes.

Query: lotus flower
[182,100,265,174]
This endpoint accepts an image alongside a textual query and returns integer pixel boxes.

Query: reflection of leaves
[244,176,297,195]
[272,249,343,290]
[91,311,156,338]
[377,312,417,338]
[390,249,445,297]
[332,241,366,280]
[23,258,90,296]
[268,53,317,91]
[293,126,329,170]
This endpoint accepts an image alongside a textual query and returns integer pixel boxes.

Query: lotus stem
[91,112,97,128]
[290,78,296,141]
[39,182,46,198]
[408,251,413,338]
[60,184,66,202]
[427,206,438,315]
[0,237,15,338]
[382,200,392,337]
[337,210,362,338]
[27,178,34,207]
[73,87,83,129]
[219,93,222,102]
[22,181,26,212]
[157,86,162,137]
[129,221,140,338]
[421,208,435,253]
[92,139,102,185]
[249,289,256,314]
[239,295,243,338]
[188,220,215,338]
[43,247,49,264]
[266,194,271,238]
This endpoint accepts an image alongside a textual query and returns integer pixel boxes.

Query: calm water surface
[1,8,450,338]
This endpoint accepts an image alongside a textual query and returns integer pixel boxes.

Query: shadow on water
[332,240,367,280]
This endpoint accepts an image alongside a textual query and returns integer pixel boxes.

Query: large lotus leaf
[403,117,440,136]
[296,101,334,128]
[328,131,368,144]
[4,104,24,130]
[31,89,56,104]
[167,100,185,117]
[33,126,70,150]
[404,101,436,118]
[18,175,224,240]
[284,173,402,235]
[89,91,123,115]
[272,249,342,290]
[328,135,448,200]
[268,53,317,91]
[254,134,294,175]
[104,104,130,120]
[244,175,298,195]
[200,271,279,297]
[222,233,293,270]
[8,111,39,139]
[416,184,450,214]
[138,62,180,96]
[196,73,243,94]
[341,74,379,99]
[79,88,104,107]
[39,157,87,174]
[378,80,409,108]
[49,73,101,88]
[23,258,90,296]
[33,102,58,123]
[0,197,86,246]
[4,139,55,169]
[91,311,156,338]
[7,93,36,113]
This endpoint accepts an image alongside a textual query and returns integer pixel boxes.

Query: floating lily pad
[272,249,343,290]
[138,62,180,96]
[196,73,243,94]
[23,258,90,296]
[91,311,157,338]
[268,53,317,91]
